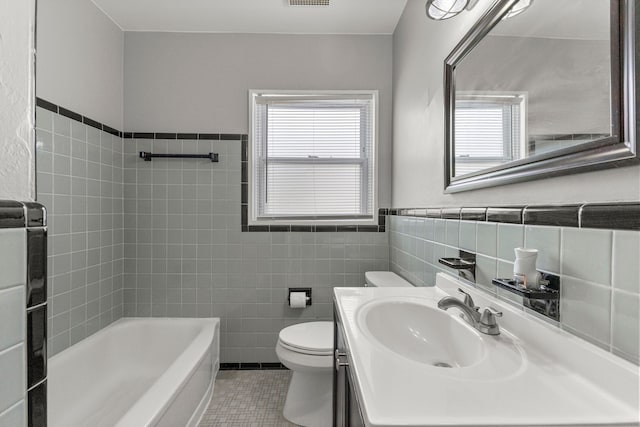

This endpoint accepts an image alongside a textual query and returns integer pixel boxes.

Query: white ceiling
[90,0,408,34]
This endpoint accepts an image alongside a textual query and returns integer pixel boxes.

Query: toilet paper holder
[288,288,312,307]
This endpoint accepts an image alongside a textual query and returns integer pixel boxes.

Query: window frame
[248,89,378,226]
[453,92,527,177]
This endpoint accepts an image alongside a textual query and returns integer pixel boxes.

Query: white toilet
[276,271,412,427]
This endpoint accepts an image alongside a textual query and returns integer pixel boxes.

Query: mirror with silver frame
[444,0,637,193]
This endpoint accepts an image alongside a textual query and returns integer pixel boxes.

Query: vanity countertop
[333,273,640,427]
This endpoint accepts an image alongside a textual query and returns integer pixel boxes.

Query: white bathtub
[48,317,220,427]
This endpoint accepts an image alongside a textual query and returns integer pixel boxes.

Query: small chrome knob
[335,349,348,371]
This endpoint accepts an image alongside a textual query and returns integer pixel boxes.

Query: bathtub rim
[116,317,220,427]
[48,317,220,427]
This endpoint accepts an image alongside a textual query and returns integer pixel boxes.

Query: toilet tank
[364,271,412,287]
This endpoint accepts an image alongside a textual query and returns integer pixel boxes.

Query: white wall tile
[459,221,476,252]
[476,222,497,257]
[475,255,497,295]
[423,218,434,241]
[496,259,514,279]
[0,286,25,352]
[433,219,446,243]
[612,291,639,364]
[561,276,611,348]
[389,214,635,365]
[612,230,640,294]
[496,224,524,262]
[0,400,25,427]
[525,225,561,273]
[0,229,26,290]
[562,228,612,285]
[0,344,25,413]
[445,220,459,247]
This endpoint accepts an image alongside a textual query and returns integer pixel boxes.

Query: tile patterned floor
[199,370,300,427]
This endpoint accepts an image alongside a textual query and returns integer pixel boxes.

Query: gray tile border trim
[486,207,525,224]
[35,99,385,233]
[27,380,46,427]
[441,208,461,219]
[23,203,46,228]
[37,98,123,138]
[581,203,640,231]
[220,362,288,370]
[37,97,249,141]
[0,201,47,229]
[523,205,581,227]
[26,229,47,308]
[460,207,487,221]
[239,140,386,233]
[390,203,640,231]
[0,199,49,426]
[0,201,26,228]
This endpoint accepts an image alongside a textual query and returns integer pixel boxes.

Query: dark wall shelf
[139,151,219,162]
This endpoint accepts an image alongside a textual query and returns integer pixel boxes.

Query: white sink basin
[336,274,640,426]
[357,298,485,368]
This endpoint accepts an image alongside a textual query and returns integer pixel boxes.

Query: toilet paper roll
[289,292,308,308]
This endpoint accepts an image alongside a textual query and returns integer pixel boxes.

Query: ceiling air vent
[289,0,330,6]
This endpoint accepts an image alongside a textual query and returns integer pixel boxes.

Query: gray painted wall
[124,32,393,207]
[0,0,35,201]
[392,0,640,207]
[36,0,124,130]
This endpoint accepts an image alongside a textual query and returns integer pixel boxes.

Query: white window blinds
[454,96,523,176]
[250,92,376,222]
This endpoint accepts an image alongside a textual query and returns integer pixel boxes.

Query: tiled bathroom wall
[122,137,389,362]
[0,226,27,425]
[389,212,640,364]
[35,100,637,368]
[0,201,48,426]
[36,105,124,356]
[35,100,388,363]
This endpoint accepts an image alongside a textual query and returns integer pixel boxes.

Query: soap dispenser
[513,248,541,289]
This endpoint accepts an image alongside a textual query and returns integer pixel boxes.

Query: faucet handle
[457,288,477,309]
[480,307,502,325]
[479,307,502,335]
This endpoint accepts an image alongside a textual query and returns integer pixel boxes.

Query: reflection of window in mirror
[454,93,526,176]
[444,0,636,192]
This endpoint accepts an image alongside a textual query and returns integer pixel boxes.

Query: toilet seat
[278,321,333,355]
[278,340,332,356]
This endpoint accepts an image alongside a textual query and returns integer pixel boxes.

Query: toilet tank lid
[365,271,412,287]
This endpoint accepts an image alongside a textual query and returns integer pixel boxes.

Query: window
[454,94,526,176]
[249,91,377,224]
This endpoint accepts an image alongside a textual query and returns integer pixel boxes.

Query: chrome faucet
[437,288,502,335]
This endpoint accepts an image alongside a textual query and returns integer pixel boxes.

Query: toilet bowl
[276,272,412,426]
[276,321,333,427]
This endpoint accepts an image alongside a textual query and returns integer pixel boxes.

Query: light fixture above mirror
[425,0,469,20]
[426,0,533,21]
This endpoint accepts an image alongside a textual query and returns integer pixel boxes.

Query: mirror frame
[444,0,638,193]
